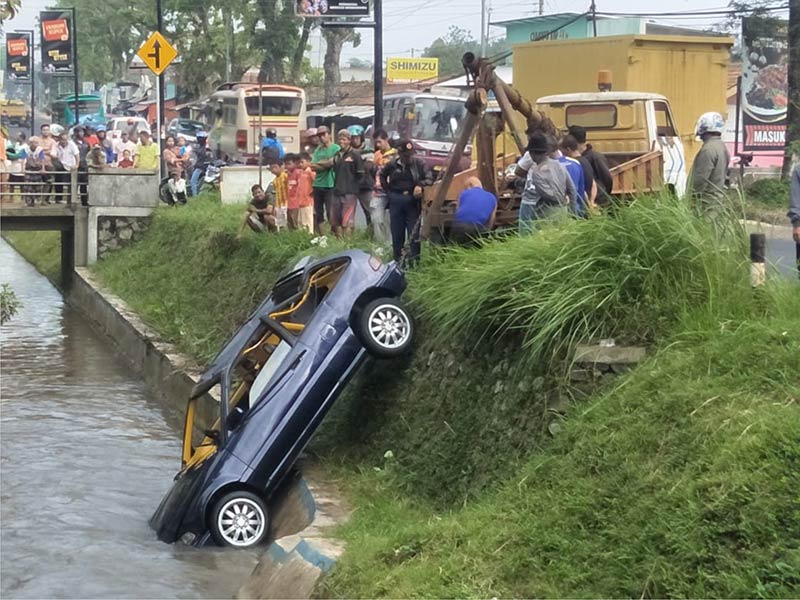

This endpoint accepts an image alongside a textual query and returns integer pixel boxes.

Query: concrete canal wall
[65,267,349,599]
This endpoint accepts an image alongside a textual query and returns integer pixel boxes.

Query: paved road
[747,221,798,281]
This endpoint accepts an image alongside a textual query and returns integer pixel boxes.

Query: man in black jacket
[380,139,430,263]
[569,125,613,204]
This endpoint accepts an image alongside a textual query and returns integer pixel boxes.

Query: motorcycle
[202,160,224,191]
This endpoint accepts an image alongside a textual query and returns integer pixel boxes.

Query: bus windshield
[245,97,302,116]
[411,97,466,144]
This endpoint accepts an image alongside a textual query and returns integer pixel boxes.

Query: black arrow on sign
[147,39,161,70]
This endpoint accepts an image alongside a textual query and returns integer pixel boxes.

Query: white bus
[209,83,307,164]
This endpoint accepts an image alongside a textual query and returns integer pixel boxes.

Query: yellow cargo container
[511,34,733,169]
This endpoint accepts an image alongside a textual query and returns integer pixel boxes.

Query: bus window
[245,97,302,116]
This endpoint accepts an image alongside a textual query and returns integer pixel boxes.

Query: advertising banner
[5,32,32,82]
[295,0,370,18]
[386,57,439,83]
[40,10,74,74]
[741,16,788,152]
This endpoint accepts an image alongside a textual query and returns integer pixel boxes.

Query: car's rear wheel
[359,298,414,358]
[210,491,269,548]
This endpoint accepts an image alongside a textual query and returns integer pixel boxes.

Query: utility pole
[481,0,487,56]
[70,7,79,125]
[539,0,544,16]
[374,0,383,129]
[784,0,799,178]
[591,0,598,37]
[156,0,165,141]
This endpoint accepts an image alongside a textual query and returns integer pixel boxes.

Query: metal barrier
[1,168,160,208]
[1,169,80,206]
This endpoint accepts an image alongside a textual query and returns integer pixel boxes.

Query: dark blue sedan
[150,250,412,548]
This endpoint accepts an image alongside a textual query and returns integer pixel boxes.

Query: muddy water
[0,240,258,599]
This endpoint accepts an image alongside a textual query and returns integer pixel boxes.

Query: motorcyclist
[190,131,212,196]
[260,128,285,164]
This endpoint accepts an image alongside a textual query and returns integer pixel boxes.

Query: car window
[249,340,292,405]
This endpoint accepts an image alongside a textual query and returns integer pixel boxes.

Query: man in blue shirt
[260,129,285,163]
[556,147,586,218]
[451,176,497,244]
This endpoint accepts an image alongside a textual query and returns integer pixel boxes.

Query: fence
[1,168,159,208]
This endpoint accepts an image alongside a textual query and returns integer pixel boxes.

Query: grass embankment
[313,199,800,597]
[94,197,369,362]
[4,195,798,596]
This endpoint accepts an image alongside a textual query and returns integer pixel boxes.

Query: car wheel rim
[217,498,265,547]
[368,304,410,350]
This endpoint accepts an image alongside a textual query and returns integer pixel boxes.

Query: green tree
[423,26,509,80]
[0,0,22,26]
[323,27,360,103]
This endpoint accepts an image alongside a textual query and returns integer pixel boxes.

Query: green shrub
[745,177,790,208]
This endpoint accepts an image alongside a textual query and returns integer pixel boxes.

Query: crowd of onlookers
[243,125,432,264]
[0,119,168,206]
[243,123,617,263]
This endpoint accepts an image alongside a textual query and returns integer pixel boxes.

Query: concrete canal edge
[66,268,350,599]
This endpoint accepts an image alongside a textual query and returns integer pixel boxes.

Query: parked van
[209,83,306,164]
[537,90,687,196]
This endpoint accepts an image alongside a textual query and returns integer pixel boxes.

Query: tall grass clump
[410,196,752,368]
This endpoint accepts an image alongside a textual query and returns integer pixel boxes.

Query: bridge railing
[1,168,160,208]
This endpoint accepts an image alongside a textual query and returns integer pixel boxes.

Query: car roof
[191,249,371,399]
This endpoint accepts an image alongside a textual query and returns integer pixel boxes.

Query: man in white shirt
[113,131,137,166]
[54,132,79,203]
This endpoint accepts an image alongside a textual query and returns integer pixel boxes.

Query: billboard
[386,57,439,83]
[741,16,788,152]
[40,10,74,74]
[5,32,32,82]
[295,0,370,17]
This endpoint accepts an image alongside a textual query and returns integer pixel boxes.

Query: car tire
[210,491,269,548]
[358,298,414,358]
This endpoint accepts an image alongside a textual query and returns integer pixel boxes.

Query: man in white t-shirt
[54,132,79,203]
[113,131,137,166]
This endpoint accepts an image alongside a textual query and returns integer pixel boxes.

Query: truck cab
[537,91,687,197]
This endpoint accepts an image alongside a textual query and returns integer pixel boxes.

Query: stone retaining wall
[97,215,152,260]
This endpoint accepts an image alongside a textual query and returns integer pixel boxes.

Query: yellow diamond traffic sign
[136,31,178,76]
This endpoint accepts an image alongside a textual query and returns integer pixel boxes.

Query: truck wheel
[210,491,269,548]
[358,297,414,358]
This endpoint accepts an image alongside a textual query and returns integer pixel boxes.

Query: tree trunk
[222,5,233,82]
[782,0,800,179]
[290,19,312,83]
[323,28,352,104]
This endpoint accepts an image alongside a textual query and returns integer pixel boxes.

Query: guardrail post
[750,232,766,287]
[70,170,78,207]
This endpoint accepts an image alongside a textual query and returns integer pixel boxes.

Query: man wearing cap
[515,133,577,234]
[380,139,431,263]
[134,130,160,171]
[310,126,340,234]
[303,128,320,154]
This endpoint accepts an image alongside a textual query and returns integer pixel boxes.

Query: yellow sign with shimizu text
[386,57,439,83]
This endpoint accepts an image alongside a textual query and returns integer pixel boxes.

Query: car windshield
[176,120,205,133]
[411,97,466,144]
[245,96,302,116]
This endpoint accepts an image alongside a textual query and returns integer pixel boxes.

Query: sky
[4,0,790,74]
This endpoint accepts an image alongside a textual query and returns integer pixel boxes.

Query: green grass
[742,178,792,225]
[2,230,62,284]
[407,196,752,371]
[318,288,800,598]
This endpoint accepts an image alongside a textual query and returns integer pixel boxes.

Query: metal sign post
[71,7,79,125]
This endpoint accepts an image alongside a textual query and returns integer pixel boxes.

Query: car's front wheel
[210,491,269,548]
[359,298,414,358]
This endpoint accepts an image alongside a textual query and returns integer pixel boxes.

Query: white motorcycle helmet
[695,112,725,138]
